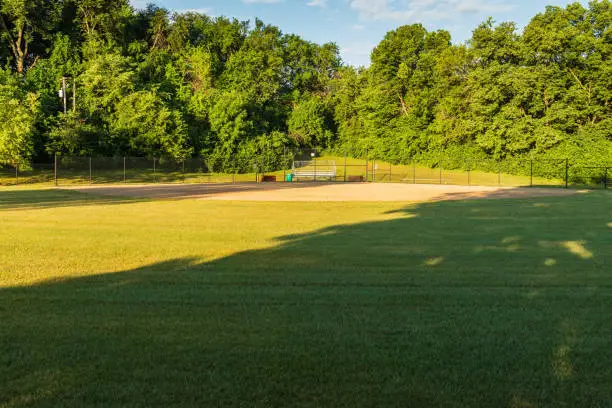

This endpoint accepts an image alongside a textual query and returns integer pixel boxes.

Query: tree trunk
[16,57,24,74]
[0,16,28,74]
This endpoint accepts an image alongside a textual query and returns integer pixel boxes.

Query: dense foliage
[0,0,610,170]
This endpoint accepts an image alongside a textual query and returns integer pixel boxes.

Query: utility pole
[61,77,67,114]
[59,76,76,113]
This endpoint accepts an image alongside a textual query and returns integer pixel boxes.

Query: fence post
[468,161,471,186]
[54,154,58,186]
[373,160,376,182]
[153,158,156,183]
[89,157,92,184]
[365,150,368,182]
[283,146,287,182]
[344,152,347,183]
[123,157,126,183]
[439,164,442,185]
[565,158,569,189]
[313,157,317,182]
[530,160,533,187]
[15,163,18,185]
[413,160,416,184]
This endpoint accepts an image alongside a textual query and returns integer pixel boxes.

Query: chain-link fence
[0,152,609,189]
[1,162,55,186]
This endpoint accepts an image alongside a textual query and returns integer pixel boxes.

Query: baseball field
[1,183,610,407]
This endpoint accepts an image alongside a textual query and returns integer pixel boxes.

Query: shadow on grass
[63,181,342,200]
[1,182,341,211]
[0,189,147,210]
[1,192,610,407]
[430,186,581,201]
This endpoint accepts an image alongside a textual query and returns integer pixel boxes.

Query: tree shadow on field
[65,181,337,201]
[0,182,335,211]
[0,188,147,210]
[1,192,611,407]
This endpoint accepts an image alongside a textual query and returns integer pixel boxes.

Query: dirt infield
[65,182,580,202]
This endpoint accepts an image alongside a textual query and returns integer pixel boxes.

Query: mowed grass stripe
[0,188,610,407]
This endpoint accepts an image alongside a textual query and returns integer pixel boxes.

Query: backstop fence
[0,150,609,189]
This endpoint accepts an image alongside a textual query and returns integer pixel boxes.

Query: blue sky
[130,0,584,67]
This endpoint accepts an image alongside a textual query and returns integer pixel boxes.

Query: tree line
[0,0,610,172]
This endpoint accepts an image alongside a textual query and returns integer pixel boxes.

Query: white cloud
[306,0,328,6]
[353,24,365,30]
[453,0,513,13]
[243,0,282,3]
[348,0,514,22]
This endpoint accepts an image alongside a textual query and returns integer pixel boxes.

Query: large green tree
[0,70,39,163]
[0,0,62,74]
[0,0,608,175]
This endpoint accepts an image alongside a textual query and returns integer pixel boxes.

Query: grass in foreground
[0,188,611,407]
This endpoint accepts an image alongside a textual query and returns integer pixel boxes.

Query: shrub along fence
[0,153,609,189]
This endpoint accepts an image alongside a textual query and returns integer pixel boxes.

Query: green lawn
[1,188,611,407]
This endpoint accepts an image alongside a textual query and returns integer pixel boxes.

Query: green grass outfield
[1,187,611,407]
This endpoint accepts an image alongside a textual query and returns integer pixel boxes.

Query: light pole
[59,76,76,113]
[59,77,67,114]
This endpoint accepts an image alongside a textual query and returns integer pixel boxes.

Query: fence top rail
[293,170,336,175]
[293,160,337,165]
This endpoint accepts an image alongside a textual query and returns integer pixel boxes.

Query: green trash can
[286,173,293,182]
